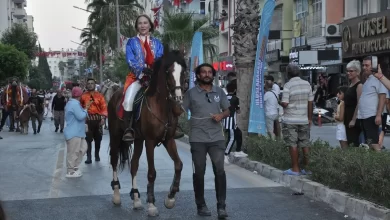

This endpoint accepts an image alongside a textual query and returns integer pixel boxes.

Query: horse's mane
[146,50,187,97]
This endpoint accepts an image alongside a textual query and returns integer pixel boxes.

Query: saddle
[117,87,146,121]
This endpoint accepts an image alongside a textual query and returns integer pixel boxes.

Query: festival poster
[188,32,203,119]
[248,0,276,135]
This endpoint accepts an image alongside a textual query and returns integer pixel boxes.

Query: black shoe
[37,127,40,133]
[95,155,100,161]
[55,127,58,132]
[33,131,37,135]
[217,208,228,219]
[85,155,92,164]
[60,129,63,133]
[0,136,3,139]
[197,204,211,216]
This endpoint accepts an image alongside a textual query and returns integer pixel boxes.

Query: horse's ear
[179,45,185,57]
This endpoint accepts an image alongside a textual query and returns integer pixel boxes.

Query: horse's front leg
[145,140,158,216]
[130,139,144,210]
[110,138,122,205]
[163,138,183,209]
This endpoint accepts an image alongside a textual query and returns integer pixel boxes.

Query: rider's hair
[135,14,154,33]
[86,78,96,83]
[195,63,216,79]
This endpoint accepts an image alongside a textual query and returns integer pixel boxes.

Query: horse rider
[0,77,27,132]
[121,14,184,143]
[80,78,107,164]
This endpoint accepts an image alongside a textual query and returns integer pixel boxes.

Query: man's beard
[198,77,213,85]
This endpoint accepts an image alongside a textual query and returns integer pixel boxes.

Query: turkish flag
[186,0,193,3]
[173,0,180,6]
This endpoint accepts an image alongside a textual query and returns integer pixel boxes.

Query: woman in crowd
[344,60,363,147]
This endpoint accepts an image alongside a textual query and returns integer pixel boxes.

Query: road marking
[49,142,65,198]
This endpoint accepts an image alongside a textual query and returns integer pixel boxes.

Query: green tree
[155,11,219,62]
[28,66,46,89]
[0,43,29,82]
[37,44,53,89]
[0,23,38,60]
[112,52,129,81]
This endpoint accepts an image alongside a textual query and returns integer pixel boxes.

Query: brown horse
[107,48,186,216]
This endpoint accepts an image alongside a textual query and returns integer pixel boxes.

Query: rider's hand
[211,113,224,122]
[142,68,153,75]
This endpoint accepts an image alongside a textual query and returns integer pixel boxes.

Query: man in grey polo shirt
[358,56,387,151]
[182,63,230,219]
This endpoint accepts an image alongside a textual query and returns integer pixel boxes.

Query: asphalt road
[0,120,355,220]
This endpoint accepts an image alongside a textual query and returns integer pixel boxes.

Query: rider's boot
[122,111,135,143]
[193,173,211,216]
[215,172,228,219]
[85,142,92,164]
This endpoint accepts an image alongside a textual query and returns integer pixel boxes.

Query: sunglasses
[205,93,212,103]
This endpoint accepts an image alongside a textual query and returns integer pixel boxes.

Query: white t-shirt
[264,91,279,116]
[272,83,280,96]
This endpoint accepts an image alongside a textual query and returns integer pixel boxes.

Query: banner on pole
[188,32,203,119]
[248,0,276,135]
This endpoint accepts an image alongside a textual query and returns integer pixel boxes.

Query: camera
[371,56,378,73]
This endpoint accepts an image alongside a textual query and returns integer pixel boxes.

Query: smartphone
[371,56,378,73]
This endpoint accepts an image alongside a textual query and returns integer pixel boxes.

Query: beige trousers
[66,137,88,172]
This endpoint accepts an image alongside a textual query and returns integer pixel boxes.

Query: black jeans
[86,120,103,158]
[190,141,226,208]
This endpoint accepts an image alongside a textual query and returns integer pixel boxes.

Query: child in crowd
[334,86,348,149]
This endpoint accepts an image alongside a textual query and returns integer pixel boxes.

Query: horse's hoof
[164,197,176,209]
[133,199,143,210]
[147,204,159,216]
[112,195,121,205]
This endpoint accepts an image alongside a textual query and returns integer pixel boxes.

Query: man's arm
[280,84,289,108]
[51,96,56,111]
[308,85,314,124]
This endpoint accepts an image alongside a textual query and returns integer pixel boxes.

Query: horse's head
[157,47,187,102]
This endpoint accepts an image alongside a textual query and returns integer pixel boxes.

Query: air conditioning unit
[325,24,340,37]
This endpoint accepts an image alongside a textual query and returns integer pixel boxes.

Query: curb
[177,135,390,220]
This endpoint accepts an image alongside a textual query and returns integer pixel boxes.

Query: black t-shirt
[227,94,240,117]
[52,95,66,111]
[28,96,44,113]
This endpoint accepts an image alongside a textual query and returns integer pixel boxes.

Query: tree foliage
[0,43,29,82]
[155,10,219,62]
[37,44,53,89]
[0,23,38,60]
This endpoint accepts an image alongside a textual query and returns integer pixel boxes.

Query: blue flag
[248,0,276,134]
[188,32,204,119]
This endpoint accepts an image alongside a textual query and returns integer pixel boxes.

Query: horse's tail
[109,141,132,172]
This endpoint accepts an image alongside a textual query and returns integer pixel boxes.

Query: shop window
[296,0,308,35]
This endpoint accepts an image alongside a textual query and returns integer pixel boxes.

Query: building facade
[288,0,343,93]
[0,0,32,34]
[26,15,33,32]
[266,0,293,85]
[342,0,390,77]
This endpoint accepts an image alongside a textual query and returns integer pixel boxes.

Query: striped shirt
[281,77,314,125]
[223,94,239,129]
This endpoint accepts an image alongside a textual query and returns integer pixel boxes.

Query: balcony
[12,8,27,19]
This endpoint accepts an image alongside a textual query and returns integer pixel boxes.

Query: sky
[25,0,90,51]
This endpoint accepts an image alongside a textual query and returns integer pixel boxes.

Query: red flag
[173,0,180,6]
[151,6,161,13]
[144,38,154,67]
[186,0,193,3]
